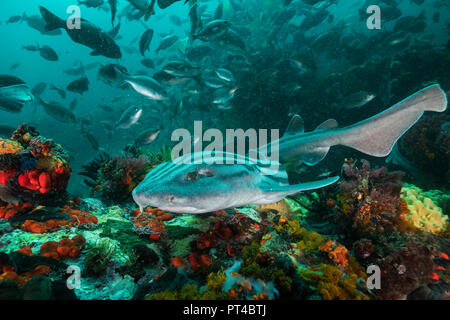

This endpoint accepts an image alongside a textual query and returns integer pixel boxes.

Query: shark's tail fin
[39,6,65,31]
[339,84,447,157]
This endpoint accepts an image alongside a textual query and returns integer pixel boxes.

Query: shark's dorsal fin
[301,147,330,166]
[284,114,304,136]
[315,119,338,131]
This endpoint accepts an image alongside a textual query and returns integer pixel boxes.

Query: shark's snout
[132,181,178,212]
[132,184,153,212]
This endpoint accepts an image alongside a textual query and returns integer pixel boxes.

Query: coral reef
[79,146,172,203]
[0,124,71,206]
[132,207,174,241]
[336,159,413,234]
[40,234,85,260]
[1,199,98,234]
[93,155,151,203]
[0,128,448,301]
[353,233,443,300]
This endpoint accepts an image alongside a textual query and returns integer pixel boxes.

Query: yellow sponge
[400,183,448,234]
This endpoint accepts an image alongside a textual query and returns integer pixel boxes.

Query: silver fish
[116,105,143,129]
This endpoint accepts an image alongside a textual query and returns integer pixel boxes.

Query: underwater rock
[50,279,78,300]
[7,210,72,228]
[0,279,22,300]
[6,251,66,274]
[135,267,193,300]
[398,112,449,183]
[0,249,73,300]
[1,202,98,234]
[336,159,411,234]
[132,207,175,240]
[22,275,52,300]
[235,206,261,223]
[0,220,12,235]
[353,232,441,300]
[131,243,159,266]
[80,198,105,213]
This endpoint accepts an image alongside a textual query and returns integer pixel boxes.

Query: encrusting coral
[40,234,86,260]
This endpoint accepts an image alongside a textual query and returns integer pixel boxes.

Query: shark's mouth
[160,206,201,214]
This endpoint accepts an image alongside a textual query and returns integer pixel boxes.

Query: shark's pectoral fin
[301,146,330,166]
[260,176,339,197]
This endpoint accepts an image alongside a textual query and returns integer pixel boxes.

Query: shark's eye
[185,171,198,181]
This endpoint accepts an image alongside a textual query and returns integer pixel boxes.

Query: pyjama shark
[132,84,448,214]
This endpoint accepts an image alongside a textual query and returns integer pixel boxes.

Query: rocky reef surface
[0,126,448,300]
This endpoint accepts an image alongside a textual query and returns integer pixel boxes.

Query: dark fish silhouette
[37,97,76,124]
[22,44,58,61]
[39,6,122,59]
[6,15,23,24]
[50,84,66,99]
[140,58,155,68]
[108,0,118,25]
[67,76,89,94]
[38,45,58,61]
[156,35,178,53]
[70,97,79,111]
[22,13,62,35]
[126,0,156,21]
[31,82,47,97]
[78,0,105,8]
[139,29,154,56]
